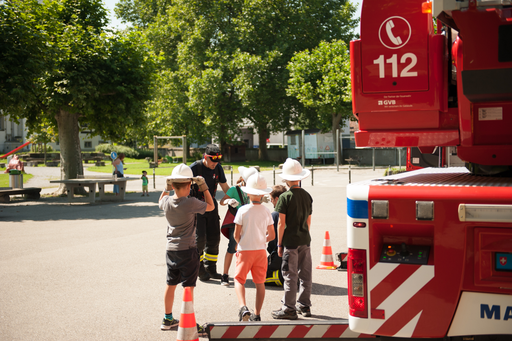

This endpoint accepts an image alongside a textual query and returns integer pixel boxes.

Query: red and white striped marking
[209,323,375,339]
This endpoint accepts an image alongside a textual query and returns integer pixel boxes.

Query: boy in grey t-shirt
[158,164,214,332]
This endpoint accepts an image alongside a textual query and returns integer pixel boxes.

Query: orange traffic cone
[177,287,198,341]
[316,231,337,270]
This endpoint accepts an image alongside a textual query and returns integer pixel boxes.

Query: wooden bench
[50,177,138,203]
[82,153,106,164]
[0,187,41,203]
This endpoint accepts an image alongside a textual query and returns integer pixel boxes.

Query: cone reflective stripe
[177,287,198,341]
[316,231,337,270]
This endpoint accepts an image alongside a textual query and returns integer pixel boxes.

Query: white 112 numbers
[373,53,418,78]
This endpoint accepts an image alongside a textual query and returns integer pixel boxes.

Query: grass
[0,171,34,187]
[87,158,284,176]
[383,167,407,176]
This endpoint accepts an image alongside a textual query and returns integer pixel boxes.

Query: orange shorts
[234,249,268,285]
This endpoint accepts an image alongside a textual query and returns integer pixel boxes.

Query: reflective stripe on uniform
[265,270,282,286]
[204,253,218,262]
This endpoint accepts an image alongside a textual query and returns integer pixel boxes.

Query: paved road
[0,165,386,340]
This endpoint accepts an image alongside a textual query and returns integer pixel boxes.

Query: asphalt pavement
[0,164,386,341]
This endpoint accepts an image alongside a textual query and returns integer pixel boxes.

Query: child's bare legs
[164,284,177,315]
[254,283,265,315]
[234,280,246,307]
[165,285,195,314]
[223,252,234,275]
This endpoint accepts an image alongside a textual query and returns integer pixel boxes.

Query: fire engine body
[348,0,512,339]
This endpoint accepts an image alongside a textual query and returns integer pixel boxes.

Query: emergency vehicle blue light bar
[496,253,512,271]
[347,198,369,219]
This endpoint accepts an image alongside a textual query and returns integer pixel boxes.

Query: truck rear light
[353,222,367,228]
[348,248,368,318]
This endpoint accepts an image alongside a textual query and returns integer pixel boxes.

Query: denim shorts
[166,248,199,287]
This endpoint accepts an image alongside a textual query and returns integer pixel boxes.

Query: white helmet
[279,158,310,181]
[238,166,258,182]
[241,173,272,195]
[166,163,193,183]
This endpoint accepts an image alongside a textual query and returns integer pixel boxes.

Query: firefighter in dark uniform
[190,144,230,281]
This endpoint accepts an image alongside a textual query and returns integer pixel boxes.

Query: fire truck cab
[348,0,512,339]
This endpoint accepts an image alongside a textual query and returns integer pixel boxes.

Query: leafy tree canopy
[287,39,353,135]
[1,0,156,186]
[117,0,358,159]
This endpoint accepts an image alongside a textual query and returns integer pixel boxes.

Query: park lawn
[0,172,34,187]
[87,158,283,177]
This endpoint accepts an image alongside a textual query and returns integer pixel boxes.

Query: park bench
[82,152,107,164]
[50,176,137,203]
[0,187,41,203]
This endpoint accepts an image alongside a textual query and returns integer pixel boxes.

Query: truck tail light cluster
[348,248,368,318]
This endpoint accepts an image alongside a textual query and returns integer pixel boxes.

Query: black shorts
[166,248,199,287]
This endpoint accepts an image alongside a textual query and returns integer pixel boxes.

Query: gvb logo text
[378,100,396,105]
[480,304,512,320]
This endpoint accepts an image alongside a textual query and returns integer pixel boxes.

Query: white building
[0,113,105,154]
[0,114,29,155]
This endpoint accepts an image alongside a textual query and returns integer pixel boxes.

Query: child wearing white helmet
[271,158,313,320]
[233,173,275,322]
[158,164,214,335]
[218,166,259,286]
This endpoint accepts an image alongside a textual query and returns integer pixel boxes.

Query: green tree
[1,0,156,193]
[117,0,358,160]
[287,40,353,158]
[0,0,48,113]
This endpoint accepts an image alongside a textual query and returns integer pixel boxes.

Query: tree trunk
[53,109,84,195]
[332,112,343,164]
[258,127,269,161]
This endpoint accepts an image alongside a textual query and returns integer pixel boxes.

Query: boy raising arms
[233,173,275,321]
[158,164,214,333]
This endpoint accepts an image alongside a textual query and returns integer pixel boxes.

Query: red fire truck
[206,0,511,339]
[348,0,512,339]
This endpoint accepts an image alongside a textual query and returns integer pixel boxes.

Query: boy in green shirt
[271,158,313,320]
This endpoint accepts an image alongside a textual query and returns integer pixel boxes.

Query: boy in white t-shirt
[233,173,275,322]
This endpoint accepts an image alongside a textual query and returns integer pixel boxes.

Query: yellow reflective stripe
[265,270,282,286]
[199,254,204,262]
[204,253,218,262]
[274,270,282,286]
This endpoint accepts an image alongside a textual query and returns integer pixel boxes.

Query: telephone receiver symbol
[386,20,402,46]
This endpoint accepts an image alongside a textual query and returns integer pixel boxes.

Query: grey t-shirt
[159,195,207,251]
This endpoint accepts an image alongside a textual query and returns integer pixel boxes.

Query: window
[84,141,92,148]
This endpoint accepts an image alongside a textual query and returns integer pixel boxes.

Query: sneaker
[249,313,261,321]
[160,317,179,330]
[271,308,298,320]
[220,274,229,286]
[238,306,251,321]
[296,305,312,317]
[197,323,208,338]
